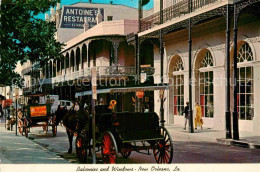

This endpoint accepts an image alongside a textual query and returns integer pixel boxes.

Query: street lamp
[159,89,165,127]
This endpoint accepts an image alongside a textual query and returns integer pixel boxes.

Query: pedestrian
[0,104,3,118]
[74,102,80,112]
[183,101,189,130]
[194,102,203,129]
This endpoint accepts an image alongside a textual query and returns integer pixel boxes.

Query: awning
[110,85,168,93]
[75,89,111,98]
[75,85,168,98]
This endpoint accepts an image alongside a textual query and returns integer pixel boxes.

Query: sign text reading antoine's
[61,7,104,29]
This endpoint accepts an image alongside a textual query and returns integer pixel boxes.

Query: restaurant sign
[61,7,104,29]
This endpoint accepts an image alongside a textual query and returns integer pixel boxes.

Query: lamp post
[159,89,165,127]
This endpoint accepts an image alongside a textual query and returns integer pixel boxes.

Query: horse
[55,106,91,155]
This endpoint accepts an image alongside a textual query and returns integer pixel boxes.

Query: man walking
[183,101,189,130]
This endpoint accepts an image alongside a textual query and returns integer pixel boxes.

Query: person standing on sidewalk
[183,101,189,130]
[194,102,203,129]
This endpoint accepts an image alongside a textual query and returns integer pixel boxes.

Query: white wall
[153,19,260,133]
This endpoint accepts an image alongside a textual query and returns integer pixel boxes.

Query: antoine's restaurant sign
[61,7,104,29]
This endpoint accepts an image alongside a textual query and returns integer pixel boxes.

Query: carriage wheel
[101,131,118,164]
[24,120,29,138]
[121,150,131,159]
[76,134,87,163]
[153,126,173,164]
[18,120,23,135]
[52,125,57,137]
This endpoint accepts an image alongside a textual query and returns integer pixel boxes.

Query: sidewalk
[165,124,260,149]
[0,118,68,164]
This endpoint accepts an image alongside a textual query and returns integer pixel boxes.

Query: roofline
[63,2,153,11]
[61,35,126,53]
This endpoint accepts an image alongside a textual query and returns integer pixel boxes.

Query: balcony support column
[87,43,90,68]
[51,60,54,78]
[188,0,194,133]
[80,46,83,71]
[64,57,66,75]
[233,3,239,140]
[56,60,58,77]
[74,49,77,72]
[223,4,232,139]
[112,41,120,67]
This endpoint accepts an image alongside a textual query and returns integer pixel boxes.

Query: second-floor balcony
[39,66,154,84]
[140,0,221,32]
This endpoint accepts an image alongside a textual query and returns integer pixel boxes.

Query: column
[56,60,58,77]
[80,46,83,71]
[214,66,226,130]
[112,42,120,66]
[225,4,232,139]
[74,49,77,72]
[188,17,194,133]
[87,43,90,68]
[51,60,54,78]
[69,53,71,73]
[253,62,260,135]
[233,4,239,140]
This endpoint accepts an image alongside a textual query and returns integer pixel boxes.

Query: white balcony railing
[38,66,155,85]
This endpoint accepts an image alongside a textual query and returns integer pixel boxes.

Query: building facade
[21,2,155,112]
[139,0,260,134]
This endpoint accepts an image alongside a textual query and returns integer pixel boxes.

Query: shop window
[172,56,184,116]
[199,51,214,118]
[237,43,254,120]
[173,75,184,115]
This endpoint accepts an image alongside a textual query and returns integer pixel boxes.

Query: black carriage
[18,93,57,137]
[75,105,173,164]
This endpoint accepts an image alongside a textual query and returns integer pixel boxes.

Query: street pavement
[0,118,67,164]
[1,116,260,164]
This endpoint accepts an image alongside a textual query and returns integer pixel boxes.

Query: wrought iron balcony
[96,66,136,76]
[39,66,155,84]
[140,0,219,32]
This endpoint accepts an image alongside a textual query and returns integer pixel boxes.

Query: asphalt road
[25,125,260,164]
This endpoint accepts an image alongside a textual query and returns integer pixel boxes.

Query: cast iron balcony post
[233,3,239,140]
[225,4,232,139]
[188,0,194,133]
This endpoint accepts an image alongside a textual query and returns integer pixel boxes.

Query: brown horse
[55,106,90,154]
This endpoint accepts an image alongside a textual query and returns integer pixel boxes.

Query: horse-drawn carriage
[18,93,57,138]
[74,105,173,164]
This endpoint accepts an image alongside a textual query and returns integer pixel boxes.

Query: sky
[39,0,153,19]
[61,0,154,9]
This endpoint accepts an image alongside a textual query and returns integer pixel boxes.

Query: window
[199,51,214,118]
[107,16,113,21]
[172,56,184,116]
[237,43,254,120]
[173,75,184,115]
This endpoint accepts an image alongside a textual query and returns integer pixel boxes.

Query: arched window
[237,43,254,120]
[199,51,214,118]
[172,56,184,116]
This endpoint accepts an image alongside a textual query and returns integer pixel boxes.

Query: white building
[139,0,260,135]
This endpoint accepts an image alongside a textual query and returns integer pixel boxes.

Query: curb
[216,138,260,149]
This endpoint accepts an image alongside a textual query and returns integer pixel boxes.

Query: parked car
[59,100,73,111]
